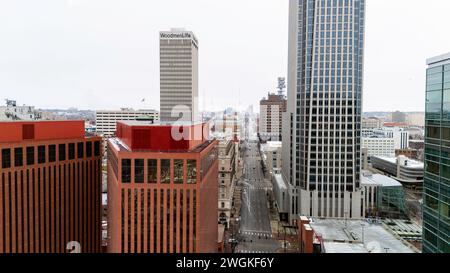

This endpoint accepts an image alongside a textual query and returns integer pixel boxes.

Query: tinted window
[38,146,46,164]
[1,149,11,169]
[187,160,197,184]
[59,144,66,161]
[77,142,84,159]
[174,159,184,184]
[14,148,23,167]
[121,159,131,183]
[26,147,35,165]
[86,141,92,158]
[147,159,157,183]
[161,159,171,184]
[135,159,144,183]
[68,143,75,160]
[48,145,56,162]
[94,141,100,156]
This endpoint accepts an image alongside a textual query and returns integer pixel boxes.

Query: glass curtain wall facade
[284,0,365,221]
[424,53,450,253]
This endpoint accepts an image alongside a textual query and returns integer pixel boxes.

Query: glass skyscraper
[282,0,365,221]
[424,53,450,253]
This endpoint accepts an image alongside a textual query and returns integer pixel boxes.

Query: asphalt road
[235,140,279,253]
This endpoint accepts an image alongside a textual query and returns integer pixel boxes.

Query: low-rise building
[298,217,416,253]
[261,141,282,177]
[371,156,424,189]
[272,170,289,221]
[362,117,382,129]
[218,140,236,227]
[0,99,41,121]
[361,172,408,219]
[362,137,395,159]
[95,109,159,137]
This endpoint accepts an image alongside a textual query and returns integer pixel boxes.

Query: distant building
[395,149,419,160]
[0,100,41,121]
[362,137,395,159]
[371,156,423,189]
[95,109,159,137]
[361,172,408,219]
[0,121,102,253]
[373,127,409,150]
[261,141,282,176]
[362,117,382,129]
[406,113,425,127]
[259,92,287,142]
[107,121,218,253]
[160,28,199,122]
[409,140,425,150]
[423,52,450,253]
[218,140,236,228]
[392,111,407,123]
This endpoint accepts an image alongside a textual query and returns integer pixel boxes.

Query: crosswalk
[239,230,274,238]
[236,250,272,254]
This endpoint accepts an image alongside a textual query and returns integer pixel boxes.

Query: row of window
[1,141,101,169]
[121,159,197,184]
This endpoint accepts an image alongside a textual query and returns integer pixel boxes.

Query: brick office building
[0,121,102,253]
[107,121,218,253]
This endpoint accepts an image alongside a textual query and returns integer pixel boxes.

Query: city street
[235,140,279,253]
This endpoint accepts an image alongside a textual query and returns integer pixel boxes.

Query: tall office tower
[0,121,102,253]
[160,28,199,123]
[424,53,450,253]
[107,121,218,253]
[282,0,366,222]
[259,93,287,142]
[96,109,159,137]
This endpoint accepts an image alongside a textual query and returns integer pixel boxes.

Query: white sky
[0,0,449,112]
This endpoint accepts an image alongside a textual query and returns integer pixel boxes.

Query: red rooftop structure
[107,121,218,253]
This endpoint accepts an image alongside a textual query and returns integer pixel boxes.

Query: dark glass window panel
[135,159,144,183]
[48,145,56,163]
[14,148,23,167]
[68,143,75,160]
[26,147,34,165]
[161,159,171,184]
[38,145,46,164]
[1,149,11,168]
[147,159,157,183]
[59,144,66,161]
[121,159,131,183]
[77,142,84,159]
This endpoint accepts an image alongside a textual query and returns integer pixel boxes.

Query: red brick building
[107,121,218,253]
[0,121,102,253]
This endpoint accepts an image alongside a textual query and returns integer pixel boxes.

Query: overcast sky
[0,0,450,112]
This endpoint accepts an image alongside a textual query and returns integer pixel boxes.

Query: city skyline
[0,0,450,112]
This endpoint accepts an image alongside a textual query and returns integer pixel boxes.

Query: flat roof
[309,218,414,253]
[362,173,402,187]
[427,52,450,66]
[374,156,424,169]
[273,173,287,191]
[118,120,204,127]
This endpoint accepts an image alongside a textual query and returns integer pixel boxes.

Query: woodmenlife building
[159,29,199,123]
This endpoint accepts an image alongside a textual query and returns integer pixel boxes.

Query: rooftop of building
[361,172,402,187]
[109,121,214,153]
[374,156,424,169]
[427,52,450,66]
[308,218,414,253]
[261,141,282,152]
[0,120,95,143]
[273,173,287,191]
